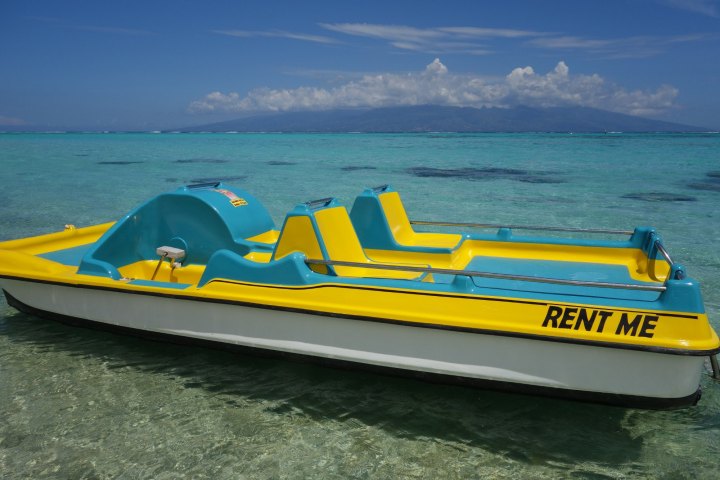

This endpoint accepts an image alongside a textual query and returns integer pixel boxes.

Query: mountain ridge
[178,105,705,133]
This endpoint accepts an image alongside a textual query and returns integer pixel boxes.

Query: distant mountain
[179,105,704,133]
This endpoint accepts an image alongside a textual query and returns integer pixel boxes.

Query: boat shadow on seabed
[4,305,711,469]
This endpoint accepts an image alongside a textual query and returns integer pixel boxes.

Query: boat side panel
[4,289,701,409]
[0,253,715,352]
[199,280,718,353]
[1,278,706,404]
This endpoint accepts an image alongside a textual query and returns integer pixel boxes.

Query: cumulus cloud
[189,59,678,117]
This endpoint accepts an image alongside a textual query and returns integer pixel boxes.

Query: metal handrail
[305,197,334,208]
[654,241,674,266]
[409,220,634,236]
[305,258,667,292]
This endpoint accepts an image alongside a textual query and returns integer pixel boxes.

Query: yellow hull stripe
[0,223,716,353]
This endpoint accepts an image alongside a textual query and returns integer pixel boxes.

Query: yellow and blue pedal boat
[1,182,718,408]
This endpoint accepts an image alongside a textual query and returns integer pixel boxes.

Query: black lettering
[559,308,577,329]
[542,306,563,328]
[596,311,612,333]
[639,315,659,338]
[615,313,642,336]
[574,309,597,331]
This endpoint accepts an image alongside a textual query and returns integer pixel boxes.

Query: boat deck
[34,239,663,302]
[464,255,661,301]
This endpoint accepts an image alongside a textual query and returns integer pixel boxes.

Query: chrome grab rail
[654,240,674,266]
[409,220,634,236]
[305,197,334,208]
[305,258,667,292]
[412,221,677,268]
[711,355,720,380]
[410,222,678,280]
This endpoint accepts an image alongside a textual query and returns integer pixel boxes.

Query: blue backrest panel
[78,184,275,278]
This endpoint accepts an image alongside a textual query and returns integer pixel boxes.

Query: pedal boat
[1,182,718,409]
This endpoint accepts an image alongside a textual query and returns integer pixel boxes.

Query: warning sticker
[214,189,248,207]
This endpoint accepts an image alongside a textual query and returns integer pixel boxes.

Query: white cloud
[211,22,712,58]
[320,23,445,42]
[319,22,713,58]
[437,26,546,38]
[188,59,678,117]
[424,58,448,75]
[319,23,544,55]
[529,33,716,58]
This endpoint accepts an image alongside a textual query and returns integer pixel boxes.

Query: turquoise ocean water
[1,132,719,478]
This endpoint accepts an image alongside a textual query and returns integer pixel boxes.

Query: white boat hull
[1,278,705,407]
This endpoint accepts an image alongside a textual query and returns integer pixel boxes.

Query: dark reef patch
[684,171,720,192]
[406,166,564,184]
[622,192,697,202]
[516,176,565,184]
[189,175,247,183]
[688,182,720,192]
[342,166,378,172]
[174,158,229,164]
[97,161,143,165]
[422,134,483,139]
[267,161,297,166]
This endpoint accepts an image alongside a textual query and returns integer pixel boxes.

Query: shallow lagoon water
[1,132,719,478]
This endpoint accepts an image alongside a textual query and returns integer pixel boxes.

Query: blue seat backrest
[78,184,275,279]
[349,184,462,253]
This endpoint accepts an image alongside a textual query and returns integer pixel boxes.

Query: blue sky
[1,0,719,130]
